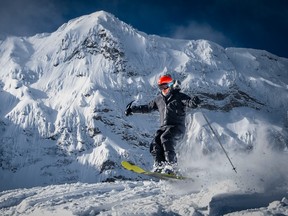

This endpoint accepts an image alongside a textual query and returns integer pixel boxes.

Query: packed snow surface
[0,11,287,215]
[0,180,288,215]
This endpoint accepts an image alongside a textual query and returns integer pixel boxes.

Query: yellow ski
[121,161,186,180]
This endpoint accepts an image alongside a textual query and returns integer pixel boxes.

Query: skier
[125,74,201,174]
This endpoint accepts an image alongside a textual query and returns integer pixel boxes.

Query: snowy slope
[0,11,288,215]
[0,181,287,216]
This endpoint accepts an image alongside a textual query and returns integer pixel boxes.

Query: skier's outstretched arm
[182,95,201,108]
[125,100,157,116]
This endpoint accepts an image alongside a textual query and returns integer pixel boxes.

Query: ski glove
[125,101,134,116]
[192,96,201,105]
[125,107,132,116]
[192,96,201,107]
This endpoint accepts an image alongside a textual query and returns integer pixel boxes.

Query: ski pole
[201,111,237,173]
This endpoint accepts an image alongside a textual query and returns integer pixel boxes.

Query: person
[125,74,201,174]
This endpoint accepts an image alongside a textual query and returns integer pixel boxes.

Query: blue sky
[1,0,287,58]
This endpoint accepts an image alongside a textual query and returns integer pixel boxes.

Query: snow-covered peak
[54,10,120,36]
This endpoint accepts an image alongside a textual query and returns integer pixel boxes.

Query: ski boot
[162,162,178,175]
[151,162,165,173]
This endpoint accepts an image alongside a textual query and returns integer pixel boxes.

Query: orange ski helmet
[158,75,173,90]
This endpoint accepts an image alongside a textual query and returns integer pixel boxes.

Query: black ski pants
[150,125,184,165]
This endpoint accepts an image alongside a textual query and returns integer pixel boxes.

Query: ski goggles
[158,81,174,90]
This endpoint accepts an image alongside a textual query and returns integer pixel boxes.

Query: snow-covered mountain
[0,11,287,215]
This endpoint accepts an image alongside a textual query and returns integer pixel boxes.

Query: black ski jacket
[131,90,198,128]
